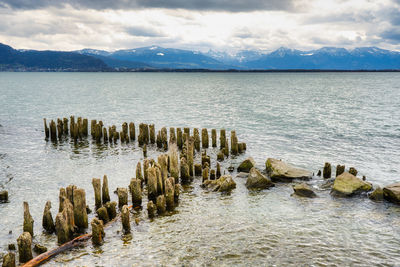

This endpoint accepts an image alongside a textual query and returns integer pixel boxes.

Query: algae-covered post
[129,122,136,141]
[336,165,345,177]
[121,205,130,233]
[230,130,238,155]
[73,188,88,230]
[43,118,49,140]
[165,178,175,211]
[216,163,221,178]
[63,118,68,135]
[169,127,176,144]
[202,128,209,148]
[17,232,32,263]
[23,202,34,237]
[143,144,147,158]
[2,252,15,267]
[91,218,105,246]
[220,129,226,149]
[90,119,96,138]
[161,127,168,150]
[193,128,200,152]
[92,178,102,209]
[130,178,142,207]
[82,118,88,136]
[50,120,57,141]
[149,124,155,144]
[211,129,217,147]
[102,175,110,204]
[42,201,55,234]
[117,188,128,208]
[177,128,183,149]
[323,162,331,179]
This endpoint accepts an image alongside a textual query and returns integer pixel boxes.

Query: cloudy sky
[0,0,399,52]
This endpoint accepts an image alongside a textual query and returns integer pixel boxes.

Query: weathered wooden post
[92,178,102,209]
[217,151,224,161]
[57,119,62,140]
[156,195,166,215]
[143,159,149,184]
[194,164,202,176]
[120,131,125,143]
[55,199,75,244]
[224,138,229,157]
[216,162,221,178]
[349,167,358,176]
[202,165,209,182]
[177,128,183,149]
[23,202,34,237]
[63,118,69,135]
[73,188,88,230]
[147,201,156,218]
[147,167,158,202]
[169,143,179,183]
[211,129,217,147]
[143,144,147,158]
[180,157,190,183]
[202,128,209,148]
[210,169,216,180]
[2,252,15,267]
[91,218,105,245]
[17,232,32,263]
[230,130,238,155]
[121,205,130,233]
[336,165,345,177]
[169,127,176,144]
[102,175,110,204]
[187,137,194,177]
[82,118,88,136]
[193,128,200,152]
[129,122,136,141]
[184,128,190,138]
[90,119,96,138]
[117,188,128,208]
[129,178,142,207]
[43,118,50,140]
[105,201,117,220]
[161,127,168,150]
[59,188,66,212]
[50,120,57,141]
[156,131,162,148]
[122,122,129,143]
[96,206,109,223]
[42,201,55,234]
[323,162,331,178]
[165,178,175,211]
[149,124,155,144]
[220,129,226,149]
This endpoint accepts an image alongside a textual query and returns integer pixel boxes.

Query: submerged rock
[265,158,312,182]
[331,172,372,197]
[2,252,15,267]
[369,187,384,201]
[292,183,317,198]
[383,183,400,204]
[0,190,8,202]
[33,243,47,254]
[237,157,256,173]
[245,168,274,190]
[202,175,236,192]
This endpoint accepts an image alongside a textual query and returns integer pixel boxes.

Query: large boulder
[383,183,400,204]
[202,175,236,192]
[331,172,372,197]
[245,168,274,189]
[237,157,256,173]
[369,187,384,201]
[265,158,312,182]
[292,183,317,198]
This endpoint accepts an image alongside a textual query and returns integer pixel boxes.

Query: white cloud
[0,0,399,52]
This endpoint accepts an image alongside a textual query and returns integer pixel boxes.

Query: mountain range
[1,42,400,71]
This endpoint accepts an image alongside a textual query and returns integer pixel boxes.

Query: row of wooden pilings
[5,122,241,266]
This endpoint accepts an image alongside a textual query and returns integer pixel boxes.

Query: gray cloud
[380,28,400,42]
[125,26,165,37]
[0,0,304,12]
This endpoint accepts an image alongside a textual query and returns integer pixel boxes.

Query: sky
[0,0,399,53]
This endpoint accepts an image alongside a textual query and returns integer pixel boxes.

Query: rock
[156,195,166,215]
[237,157,256,173]
[102,175,110,204]
[42,201,55,234]
[2,252,15,267]
[0,190,8,202]
[236,172,249,178]
[203,175,236,192]
[121,205,130,233]
[129,178,142,207]
[331,172,372,196]
[92,178,102,209]
[336,165,345,177]
[265,158,312,182]
[369,187,384,201]
[73,188,88,230]
[33,243,47,254]
[105,201,117,220]
[292,183,317,198]
[17,232,32,263]
[117,188,128,208]
[383,183,400,204]
[96,207,109,223]
[91,218,105,246]
[7,244,15,250]
[245,168,274,190]
[323,162,331,179]
[23,202,34,237]
[147,201,156,218]
[349,167,358,176]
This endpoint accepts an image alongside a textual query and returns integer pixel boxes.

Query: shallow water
[0,72,400,266]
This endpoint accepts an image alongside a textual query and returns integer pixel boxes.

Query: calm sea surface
[0,72,399,266]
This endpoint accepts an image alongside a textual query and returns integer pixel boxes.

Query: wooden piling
[43,119,49,140]
[121,205,130,233]
[50,120,57,142]
[91,218,105,246]
[169,127,176,144]
[230,130,238,155]
[23,202,34,237]
[102,175,110,205]
[63,118,69,135]
[202,128,209,148]
[129,178,142,207]
[117,188,128,208]
[193,128,200,152]
[177,128,183,149]
[165,178,175,211]
[336,165,345,177]
[17,232,32,263]
[42,201,55,234]
[323,162,332,179]
[220,129,226,149]
[211,129,217,147]
[73,188,88,230]
[129,122,136,141]
[216,163,221,178]
[92,178,101,209]
[149,124,155,144]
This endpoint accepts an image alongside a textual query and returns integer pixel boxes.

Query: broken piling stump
[117,188,128,208]
[73,188,88,230]
[92,178,102,209]
[23,202,34,237]
[17,232,32,263]
[129,178,142,207]
[121,205,130,233]
[202,128,209,148]
[91,218,105,246]
[323,162,332,179]
[102,175,110,205]
[211,129,217,147]
[42,201,55,234]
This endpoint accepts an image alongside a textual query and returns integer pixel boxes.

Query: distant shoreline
[1,69,400,73]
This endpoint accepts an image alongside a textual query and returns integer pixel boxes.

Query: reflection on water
[0,72,400,266]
